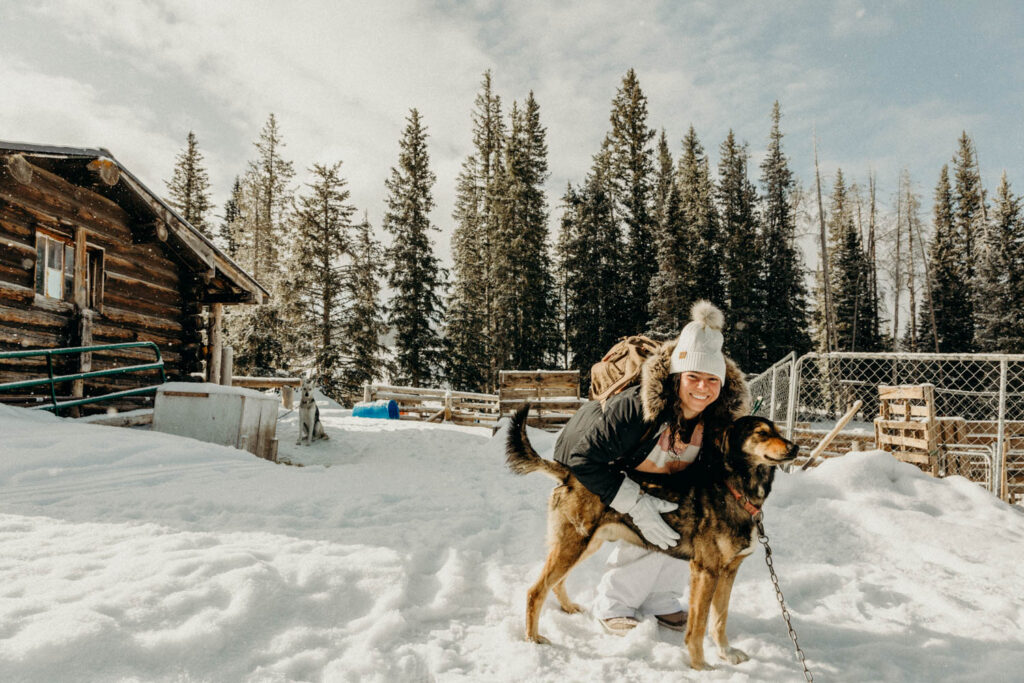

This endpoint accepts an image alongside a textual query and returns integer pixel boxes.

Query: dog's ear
[716,424,732,454]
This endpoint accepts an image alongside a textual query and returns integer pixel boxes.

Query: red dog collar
[727,483,762,518]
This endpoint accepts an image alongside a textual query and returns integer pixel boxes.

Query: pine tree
[383,109,445,386]
[557,149,627,391]
[920,165,974,352]
[341,213,391,397]
[218,176,244,257]
[951,131,985,348]
[243,113,295,281]
[977,173,1024,352]
[718,130,765,370]
[607,69,657,335]
[166,130,213,237]
[492,93,556,371]
[647,129,686,336]
[224,114,296,374]
[653,129,674,231]
[678,126,724,314]
[648,179,689,337]
[444,154,491,391]
[444,71,505,391]
[758,103,812,361]
[292,162,356,395]
[826,170,878,351]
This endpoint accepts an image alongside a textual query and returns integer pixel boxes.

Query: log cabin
[0,141,268,411]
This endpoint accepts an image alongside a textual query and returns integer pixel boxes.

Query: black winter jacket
[554,341,750,506]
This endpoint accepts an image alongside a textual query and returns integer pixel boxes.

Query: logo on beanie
[678,351,687,359]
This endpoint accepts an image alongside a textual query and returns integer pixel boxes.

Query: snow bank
[1,400,1023,682]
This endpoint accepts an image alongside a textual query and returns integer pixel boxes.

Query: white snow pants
[591,543,689,619]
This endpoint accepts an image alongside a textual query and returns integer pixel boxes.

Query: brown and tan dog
[505,407,798,670]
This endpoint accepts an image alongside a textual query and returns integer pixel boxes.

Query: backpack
[589,335,662,403]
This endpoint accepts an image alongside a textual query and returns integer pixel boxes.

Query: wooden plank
[874,419,932,432]
[885,403,932,418]
[890,450,932,465]
[879,385,932,400]
[499,370,579,386]
[877,433,930,451]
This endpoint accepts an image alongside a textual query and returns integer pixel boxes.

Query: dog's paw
[688,660,715,671]
[718,647,749,665]
[526,634,551,645]
[560,602,584,614]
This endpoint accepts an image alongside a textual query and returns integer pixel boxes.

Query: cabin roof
[0,141,269,305]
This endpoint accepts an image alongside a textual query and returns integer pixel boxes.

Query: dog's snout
[787,442,799,460]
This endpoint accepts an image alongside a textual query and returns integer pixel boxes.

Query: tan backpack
[589,335,663,403]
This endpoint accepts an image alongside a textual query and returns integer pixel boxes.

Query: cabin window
[35,232,73,301]
[34,230,105,309]
[86,248,105,311]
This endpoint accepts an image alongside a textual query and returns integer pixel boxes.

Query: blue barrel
[352,399,400,419]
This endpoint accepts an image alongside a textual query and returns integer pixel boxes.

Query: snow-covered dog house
[152,382,279,461]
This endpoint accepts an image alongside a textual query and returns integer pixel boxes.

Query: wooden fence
[362,384,502,427]
[362,371,588,431]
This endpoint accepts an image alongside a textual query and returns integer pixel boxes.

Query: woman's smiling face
[677,371,721,419]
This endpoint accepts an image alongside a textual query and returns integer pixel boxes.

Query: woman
[553,300,750,634]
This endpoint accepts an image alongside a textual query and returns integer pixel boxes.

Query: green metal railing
[0,342,166,415]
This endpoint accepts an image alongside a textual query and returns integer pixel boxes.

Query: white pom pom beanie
[668,300,727,381]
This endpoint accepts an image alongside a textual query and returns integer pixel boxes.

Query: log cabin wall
[0,159,203,404]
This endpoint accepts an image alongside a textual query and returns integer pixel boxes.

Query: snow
[2,395,1024,682]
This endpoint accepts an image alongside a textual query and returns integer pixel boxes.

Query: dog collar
[726,483,762,518]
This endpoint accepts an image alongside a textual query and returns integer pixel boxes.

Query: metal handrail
[0,342,166,415]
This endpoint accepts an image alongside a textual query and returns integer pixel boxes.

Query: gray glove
[609,477,680,550]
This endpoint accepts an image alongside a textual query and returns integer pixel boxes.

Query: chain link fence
[748,352,1024,503]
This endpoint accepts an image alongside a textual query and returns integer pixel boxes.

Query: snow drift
[1,399,1023,682]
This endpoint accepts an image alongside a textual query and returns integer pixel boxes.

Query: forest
[163,70,1024,401]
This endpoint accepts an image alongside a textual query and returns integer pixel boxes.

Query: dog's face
[300,377,315,402]
[720,416,798,467]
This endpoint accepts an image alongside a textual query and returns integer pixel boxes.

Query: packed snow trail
[1,399,1023,682]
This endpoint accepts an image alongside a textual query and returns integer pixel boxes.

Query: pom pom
[690,300,724,331]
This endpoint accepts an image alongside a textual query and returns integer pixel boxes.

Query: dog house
[152,382,279,460]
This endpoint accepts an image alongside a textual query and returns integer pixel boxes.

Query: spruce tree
[920,165,974,352]
[341,213,391,396]
[758,103,812,361]
[218,176,244,257]
[977,174,1024,352]
[492,93,556,371]
[718,130,765,370]
[444,154,490,391]
[647,129,686,336]
[224,114,296,374]
[166,130,213,237]
[243,113,295,281]
[653,129,674,231]
[607,69,657,335]
[444,71,504,391]
[826,170,878,351]
[557,148,627,392]
[678,126,724,314]
[292,162,356,395]
[383,109,445,386]
[951,131,985,348]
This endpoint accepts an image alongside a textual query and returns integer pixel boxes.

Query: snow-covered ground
[2,394,1023,682]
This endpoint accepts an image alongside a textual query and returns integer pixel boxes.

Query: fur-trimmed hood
[638,341,751,426]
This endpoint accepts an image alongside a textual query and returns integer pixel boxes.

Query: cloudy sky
[2,1,1022,265]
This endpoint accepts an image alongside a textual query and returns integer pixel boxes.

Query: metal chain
[756,516,813,682]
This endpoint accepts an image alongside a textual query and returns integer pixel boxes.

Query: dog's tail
[505,405,570,482]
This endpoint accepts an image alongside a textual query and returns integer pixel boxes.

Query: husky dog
[297,377,329,445]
